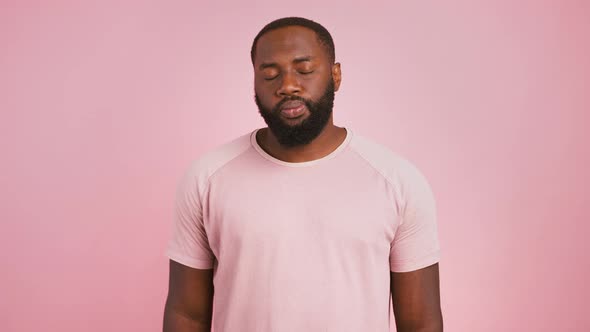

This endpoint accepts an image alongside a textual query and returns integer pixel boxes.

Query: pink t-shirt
[166,127,440,331]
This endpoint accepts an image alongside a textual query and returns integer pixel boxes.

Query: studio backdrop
[1,1,588,331]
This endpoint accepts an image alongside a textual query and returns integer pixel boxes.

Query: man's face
[253,26,341,147]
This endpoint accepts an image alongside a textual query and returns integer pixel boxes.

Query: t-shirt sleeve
[389,163,441,272]
[165,163,215,269]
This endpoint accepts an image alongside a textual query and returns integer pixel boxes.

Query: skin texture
[391,264,443,331]
[163,25,442,331]
[163,261,214,332]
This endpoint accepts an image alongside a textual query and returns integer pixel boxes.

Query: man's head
[251,17,341,148]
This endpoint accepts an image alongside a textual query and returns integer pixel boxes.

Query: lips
[279,100,307,119]
[280,100,304,110]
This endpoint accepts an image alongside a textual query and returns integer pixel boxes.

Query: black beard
[255,80,335,148]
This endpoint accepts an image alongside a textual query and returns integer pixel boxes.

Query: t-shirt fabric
[166,127,441,331]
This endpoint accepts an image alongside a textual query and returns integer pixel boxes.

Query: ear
[332,62,342,91]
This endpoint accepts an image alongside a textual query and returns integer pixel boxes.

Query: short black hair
[250,17,336,65]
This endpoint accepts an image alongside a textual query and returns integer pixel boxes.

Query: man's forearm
[163,306,211,332]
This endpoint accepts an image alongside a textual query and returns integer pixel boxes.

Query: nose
[276,72,301,97]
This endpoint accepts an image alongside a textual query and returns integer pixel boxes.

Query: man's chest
[202,172,399,260]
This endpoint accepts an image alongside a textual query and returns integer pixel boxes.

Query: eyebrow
[258,56,315,70]
[293,56,314,63]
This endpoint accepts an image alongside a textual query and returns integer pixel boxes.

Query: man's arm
[163,260,214,332]
[391,263,443,332]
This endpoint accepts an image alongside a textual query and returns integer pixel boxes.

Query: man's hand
[391,263,443,332]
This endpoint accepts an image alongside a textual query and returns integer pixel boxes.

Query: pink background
[1,1,589,331]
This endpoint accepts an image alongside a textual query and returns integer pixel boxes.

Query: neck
[256,117,347,163]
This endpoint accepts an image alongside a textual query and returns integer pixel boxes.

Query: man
[163,17,443,332]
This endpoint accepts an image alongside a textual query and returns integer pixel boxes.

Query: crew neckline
[250,127,353,168]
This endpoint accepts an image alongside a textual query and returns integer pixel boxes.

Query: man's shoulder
[181,130,253,183]
[349,132,430,190]
[350,132,412,175]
